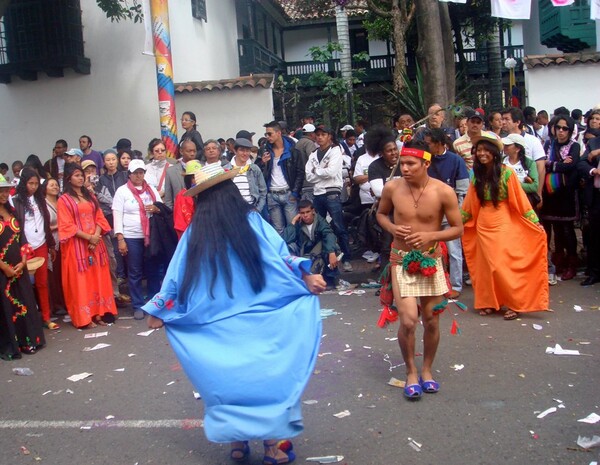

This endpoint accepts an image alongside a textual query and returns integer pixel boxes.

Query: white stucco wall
[176,87,274,141]
[0,0,247,166]
[170,0,239,82]
[284,27,332,62]
[524,63,600,112]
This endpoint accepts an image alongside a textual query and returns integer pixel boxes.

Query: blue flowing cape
[143,212,322,443]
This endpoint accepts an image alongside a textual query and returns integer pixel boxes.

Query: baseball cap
[465,109,484,121]
[502,133,527,148]
[315,126,333,134]
[81,160,97,171]
[234,138,254,149]
[65,148,83,157]
[303,124,316,133]
[341,124,354,131]
[235,130,255,141]
[116,138,132,150]
[128,159,147,173]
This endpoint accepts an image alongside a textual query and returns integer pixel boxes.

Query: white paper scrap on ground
[114,368,125,372]
[67,372,93,382]
[105,415,114,420]
[84,332,108,339]
[574,305,583,312]
[306,456,344,463]
[303,400,318,405]
[82,343,111,352]
[127,354,136,357]
[578,413,600,424]
[193,391,201,399]
[166,381,175,386]
[408,437,422,451]
[451,364,465,371]
[577,435,600,449]
[545,344,580,355]
[536,407,557,418]
[137,329,155,337]
[532,324,543,330]
[388,377,406,388]
[333,410,351,418]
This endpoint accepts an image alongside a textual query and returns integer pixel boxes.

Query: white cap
[341,124,354,131]
[303,123,316,133]
[128,159,147,173]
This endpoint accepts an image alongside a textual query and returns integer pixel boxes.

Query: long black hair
[15,168,46,214]
[62,163,100,209]
[179,180,266,302]
[473,140,502,208]
[25,154,49,180]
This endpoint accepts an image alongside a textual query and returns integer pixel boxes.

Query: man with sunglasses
[261,121,304,234]
[502,107,546,208]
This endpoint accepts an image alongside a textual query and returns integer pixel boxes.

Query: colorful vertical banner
[150,0,178,158]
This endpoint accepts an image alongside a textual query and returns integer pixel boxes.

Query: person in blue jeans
[305,126,353,271]
[112,160,164,319]
[261,121,305,234]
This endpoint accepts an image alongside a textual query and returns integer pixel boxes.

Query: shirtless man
[376,140,463,400]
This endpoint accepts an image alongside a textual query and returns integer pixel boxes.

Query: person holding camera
[57,163,117,328]
[82,160,131,308]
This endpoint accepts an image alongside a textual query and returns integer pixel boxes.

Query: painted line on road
[0,419,203,429]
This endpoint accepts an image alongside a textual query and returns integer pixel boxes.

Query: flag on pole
[491,0,532,19]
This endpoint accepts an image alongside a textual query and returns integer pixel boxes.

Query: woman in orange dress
[461,132,549,320]
[58,163,117,329]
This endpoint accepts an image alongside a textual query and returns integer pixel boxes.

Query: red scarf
[127,180,156,246]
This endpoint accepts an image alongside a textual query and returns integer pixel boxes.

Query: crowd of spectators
[1,104,599,360]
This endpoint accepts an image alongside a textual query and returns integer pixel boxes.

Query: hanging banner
[491,0,532,19]
[438,0,468,4]
[592,0,600,19]
[142,0,154,56]
[550,0,574,5]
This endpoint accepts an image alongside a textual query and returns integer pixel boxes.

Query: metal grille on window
[191,0,207,22]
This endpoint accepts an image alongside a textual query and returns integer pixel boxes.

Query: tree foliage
[306,43,369,130]
[95,0,143,23]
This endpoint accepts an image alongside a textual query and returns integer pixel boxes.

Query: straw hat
[0,174,11,188]
[471,130,504,152]
[27,257,45,275]
[184,164,241,197]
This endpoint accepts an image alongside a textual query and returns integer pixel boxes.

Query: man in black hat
[236,130,255,143]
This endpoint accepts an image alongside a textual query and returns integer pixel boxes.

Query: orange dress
[461,167,549,312]
[58,195,117,327]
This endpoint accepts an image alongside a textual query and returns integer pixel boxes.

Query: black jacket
[149,202,178,262]
[262,136,304,197]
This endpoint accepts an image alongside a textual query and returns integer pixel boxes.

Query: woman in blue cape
[143,165,325,465]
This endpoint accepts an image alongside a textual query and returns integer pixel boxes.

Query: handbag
[544,172,565,195]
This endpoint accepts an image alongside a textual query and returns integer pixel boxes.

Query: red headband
[400,147,432,161]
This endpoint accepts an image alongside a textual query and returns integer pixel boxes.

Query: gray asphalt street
[1,276,599,465]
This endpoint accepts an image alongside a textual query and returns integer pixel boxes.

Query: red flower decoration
[407,261,421,274]
[165,299,175,310]
[421,266,437,277]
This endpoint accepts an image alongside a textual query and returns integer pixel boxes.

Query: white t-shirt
[503,157,528,183]
[522,132,546,162]
[112,184,162,238]
[23,197,46,249]
[270,156,288,190]
[353,153,379,204]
